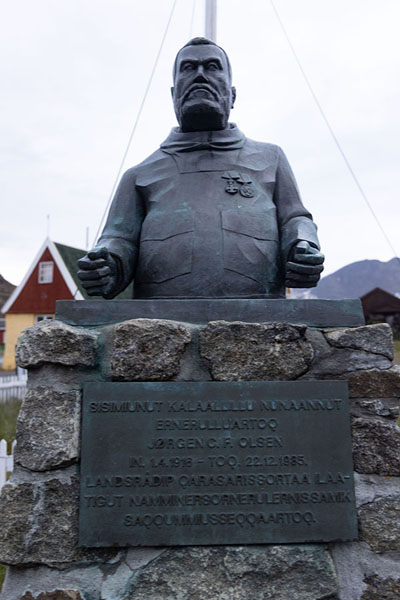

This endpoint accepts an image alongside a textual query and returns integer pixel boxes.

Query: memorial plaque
[79,381,358,547]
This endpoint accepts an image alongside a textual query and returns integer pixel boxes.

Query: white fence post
[0,439,15,491]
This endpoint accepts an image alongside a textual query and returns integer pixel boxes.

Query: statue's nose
[193,65,207,82]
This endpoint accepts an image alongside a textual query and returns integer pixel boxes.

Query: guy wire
[92,0,178,248]
[270,0,399,263]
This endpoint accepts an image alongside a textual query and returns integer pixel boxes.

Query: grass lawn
[394,337,400,365]
[0,398,22,452]
[0,564,6,590]
[0,395,22,590]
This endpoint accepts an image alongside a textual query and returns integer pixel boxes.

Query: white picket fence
[0,368,27,402]
[0,368,27,388]
[0,439,15,491]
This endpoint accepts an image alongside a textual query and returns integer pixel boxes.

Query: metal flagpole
[205,0,217,41]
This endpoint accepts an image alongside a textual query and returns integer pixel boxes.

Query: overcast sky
[1,0,399,286]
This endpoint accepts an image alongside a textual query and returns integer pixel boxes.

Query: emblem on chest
[222,171,255,198]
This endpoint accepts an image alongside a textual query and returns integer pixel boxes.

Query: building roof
[361,287,400,315]
[54,241,133,300]
[54,242,88,299]
[0,274,15,316]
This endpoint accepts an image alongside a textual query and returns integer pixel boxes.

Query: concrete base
[56,298,365,327]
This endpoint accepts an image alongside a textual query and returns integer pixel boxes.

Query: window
[38,261,54,284]
[35,315,54,323]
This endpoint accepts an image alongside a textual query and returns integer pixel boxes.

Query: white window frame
[38,261,54,284]
[35,314,54,323]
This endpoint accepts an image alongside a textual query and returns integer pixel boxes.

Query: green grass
[0,398,22,452]
[0,397,21,591]
[0,564,6,591]
[394,336,400,365]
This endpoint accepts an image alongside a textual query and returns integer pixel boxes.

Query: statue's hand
[77,247,118,298]
[285,241,324,288]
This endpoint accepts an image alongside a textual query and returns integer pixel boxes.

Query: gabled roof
[361,287,400,314]
[2,238,133,313]
[2,238,85,313]
[54,242,133,301]
[54,242,89,300]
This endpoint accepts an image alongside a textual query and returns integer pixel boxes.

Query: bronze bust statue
[77,37,324,299]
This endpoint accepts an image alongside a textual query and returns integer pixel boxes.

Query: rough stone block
[127,545,338,600]
[16,320,98,369]
[304,349,391,379]
[199,321,313,381]
[351,417,400,475]
[20,592,83,600]
[15,387,81,471]
[301,324,394,379]
[359,496,400,552]
[350,398,399,420]
[2,565,104,600]
[111,318,191,381]
[348,366,400,398]
[1,551,165,600]
[330,538,400,600]
[324,324,393,360]
[361,575,400,599]
[0,481,34,565]
[0,472,117,566]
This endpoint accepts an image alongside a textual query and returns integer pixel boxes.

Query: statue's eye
[182,63,195,71]
[206,62,219,70]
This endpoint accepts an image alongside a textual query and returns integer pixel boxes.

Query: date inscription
[79,381,357,547]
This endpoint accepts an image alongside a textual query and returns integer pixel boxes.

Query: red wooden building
[361,287,400,333]
[1,239,87,370]
[2,238,132,370]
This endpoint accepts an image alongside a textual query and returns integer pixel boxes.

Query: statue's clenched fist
[285,240,324,288]
[77,247,119,298]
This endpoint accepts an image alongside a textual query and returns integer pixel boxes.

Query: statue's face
[172,44,236,132]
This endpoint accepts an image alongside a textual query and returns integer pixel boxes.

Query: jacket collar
[160,123,246,154]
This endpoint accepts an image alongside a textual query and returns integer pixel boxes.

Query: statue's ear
[171,86,175,99]
[231,86,236,108]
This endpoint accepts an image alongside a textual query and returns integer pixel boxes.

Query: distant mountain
[310,258,400,299]
[0,274,16,313]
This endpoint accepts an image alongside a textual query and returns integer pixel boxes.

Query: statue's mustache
[182,85,218,103]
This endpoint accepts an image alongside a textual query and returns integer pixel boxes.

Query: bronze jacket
[97,124,320,299]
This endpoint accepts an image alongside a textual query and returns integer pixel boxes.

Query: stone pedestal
[1,303,400,599]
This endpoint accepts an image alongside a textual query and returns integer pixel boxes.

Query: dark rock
[26,364,101,390]
[352,417,400,475]
[15,387,81,471]
[359,496,400,552]
[1,563,107,599]
[348,366,400,398]
[324,324,393,360]
[0,474,117,566]
[20,592,83,600]
[350,398,399,420]
[199,321,313,381]
[0,482,35,565]
[304,328,332,362]
[15,320,98,369]
[128,545,338,600]
[111,318,191,381]
[304,349,391,379]
[361,575,400,600]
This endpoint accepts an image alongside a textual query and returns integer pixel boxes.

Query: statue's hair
[173,37,232,80]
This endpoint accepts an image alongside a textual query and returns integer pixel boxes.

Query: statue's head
[171,37,236,132]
